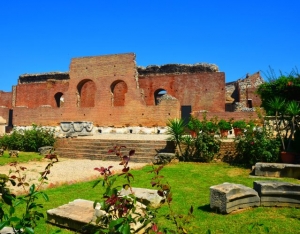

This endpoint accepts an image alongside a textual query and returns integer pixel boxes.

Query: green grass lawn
[0,151,43,165]
[3,161,300,233]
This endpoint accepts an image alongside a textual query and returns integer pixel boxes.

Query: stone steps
[54,138,175,163]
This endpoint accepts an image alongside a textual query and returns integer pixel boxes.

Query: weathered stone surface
[119,187,165,207]
[254,163,300,179]
[38,146,54,155]
[210,183,260,214]
[8,150,19,158]
[47,199,151,233]
[60,121,94,137]
[254,181,300,207]
[0,227,15,234]
[19,72,69,84]
[47,199,95,232]
[137,63,219,75]
[153,152,176,164]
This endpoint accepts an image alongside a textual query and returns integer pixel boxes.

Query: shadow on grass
[197,204,212,213]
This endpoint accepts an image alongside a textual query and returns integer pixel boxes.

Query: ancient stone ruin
[210,181,300,214]
[0,53,263,133]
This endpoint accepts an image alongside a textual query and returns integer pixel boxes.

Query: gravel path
[0,158,148,195]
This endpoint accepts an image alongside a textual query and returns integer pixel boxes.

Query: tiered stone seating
[54,138,175,163]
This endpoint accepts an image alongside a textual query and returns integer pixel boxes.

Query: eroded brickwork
[0,53,260,128]
[225,72,263,111]
[139,72,225,112]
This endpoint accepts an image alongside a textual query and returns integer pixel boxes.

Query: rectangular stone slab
[254,163,300,179]
[47,199,96,233]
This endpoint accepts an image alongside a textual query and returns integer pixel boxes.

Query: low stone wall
[216,140,237,162]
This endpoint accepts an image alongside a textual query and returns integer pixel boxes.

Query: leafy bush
[235,124,281,165]
[0,159,57,233]
[232,120,247,129]
[0,125,55,152]
[166,118,186,158]
[217,119,232,131]
[257,72,300,115]
[167,114,221,162]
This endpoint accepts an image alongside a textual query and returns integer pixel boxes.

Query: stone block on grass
[119,187,165,208]
[210,183,260,214]
[253,181,300,207]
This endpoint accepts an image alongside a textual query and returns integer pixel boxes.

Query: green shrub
[217,119,232,131]
[232,120,247,129]
[0,125,55,152]
[167,115,221,162]
[235,124,281,165]
[257,72,300,115]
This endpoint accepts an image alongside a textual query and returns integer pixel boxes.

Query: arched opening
[154,89,167,105]
[54,92,64,107]
[110,80,128,106]
[77,79,96,107]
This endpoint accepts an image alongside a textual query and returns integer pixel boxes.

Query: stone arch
[54,92,64,107]
[110,80,128,106]
[154,89,167,105]
[77,79,96,107]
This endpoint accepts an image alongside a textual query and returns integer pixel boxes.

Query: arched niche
[77,79,96,107]
[154,89,167,105]
[110,80,128,106]
[54,92,64,107]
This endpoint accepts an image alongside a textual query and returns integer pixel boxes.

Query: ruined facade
[225,72,264,112]
[0,53,229,128]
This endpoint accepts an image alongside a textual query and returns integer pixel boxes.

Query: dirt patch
[0,158,148,195]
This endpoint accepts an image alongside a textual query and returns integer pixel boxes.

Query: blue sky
[1,0,299,92]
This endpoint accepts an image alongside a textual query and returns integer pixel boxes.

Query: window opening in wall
[54,92,64,108]
[110,80,128,106]
[247,99,253,108]
[77,79,96,107]
[181,105,192,126]
[154,89,167,105]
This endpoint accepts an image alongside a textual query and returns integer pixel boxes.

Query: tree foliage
[257,71,300,114]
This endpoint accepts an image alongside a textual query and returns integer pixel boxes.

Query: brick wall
[6,53,244,128]
[0,91,12,108]
[13,98,180,127]
[0,107,9,123]
[15,81,69,108]
[247,87,261,107]
[139,72,225,112]
[192,111,260,122]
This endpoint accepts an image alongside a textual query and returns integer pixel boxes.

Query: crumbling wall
[8,53,236,127]
[237,72,264,110]
[225,72,264,112]
[137,63,219,75]
[139,72,225,112]
[19,72,69,84]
